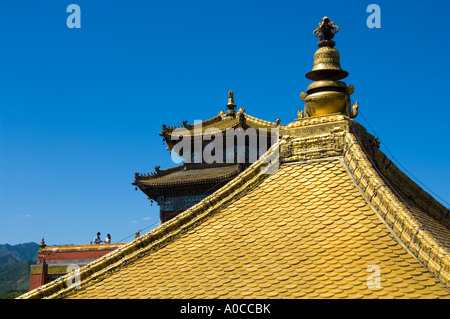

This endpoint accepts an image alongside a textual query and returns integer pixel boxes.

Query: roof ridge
[161,113,278,136]
[161,115,223,132]
[372,148,450,229]
[343,132,450,288]
[243,113,279,127]
[134,164,184,181]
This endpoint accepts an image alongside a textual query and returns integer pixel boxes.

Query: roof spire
[313,16,339,48]
[39,237,46,251]
[226,90,236,115]
[305,17,348,81]
[300,17,357,118]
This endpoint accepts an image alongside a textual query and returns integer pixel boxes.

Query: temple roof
[161,112,279,136]
[19,118,450,298]
[160,91,279,150]
[161,112,279,141]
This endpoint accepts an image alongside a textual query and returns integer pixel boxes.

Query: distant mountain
[0,243,39,263]
[0,242,39,299]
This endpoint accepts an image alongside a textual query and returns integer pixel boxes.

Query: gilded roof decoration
[313,16,339,47]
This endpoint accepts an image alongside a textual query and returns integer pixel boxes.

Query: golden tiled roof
[67,160,448,299]
[19,126,450,298]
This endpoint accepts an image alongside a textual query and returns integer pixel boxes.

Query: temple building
[29,238,124,291]
[20,17,450,299]
[133,90,279,223]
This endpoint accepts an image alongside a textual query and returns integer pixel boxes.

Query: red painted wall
[29,246,119,291]
[39,249,114,261]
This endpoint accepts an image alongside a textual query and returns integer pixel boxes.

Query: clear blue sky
[1,0,449,245]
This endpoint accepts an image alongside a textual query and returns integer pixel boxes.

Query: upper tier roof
[161,112,279,137]
[159,91,280,151]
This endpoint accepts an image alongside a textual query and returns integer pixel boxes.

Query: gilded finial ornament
[300,17,357,118]
[313,16,339,47]
[39,237,46,251]
[226,90,236,115]
[228,90,235,105]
